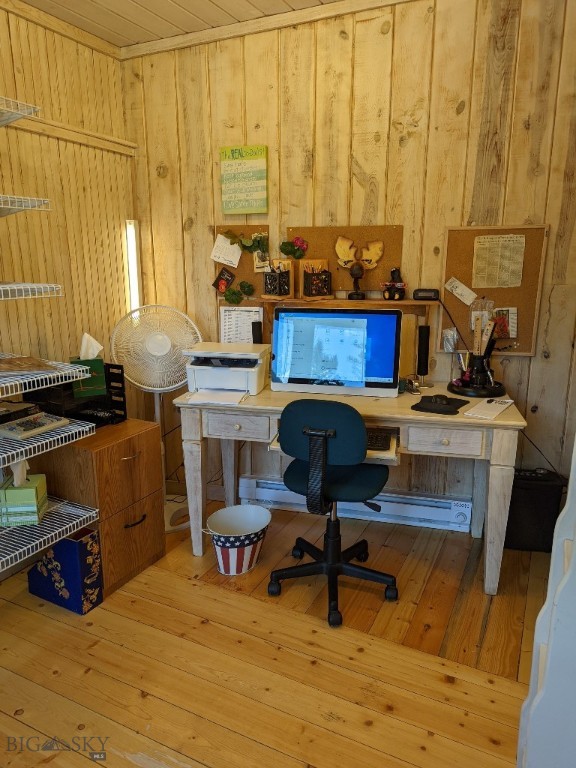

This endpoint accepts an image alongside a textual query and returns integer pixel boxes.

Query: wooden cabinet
[31,419,165,596]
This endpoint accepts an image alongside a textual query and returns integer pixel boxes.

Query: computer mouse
[431,394,449,405]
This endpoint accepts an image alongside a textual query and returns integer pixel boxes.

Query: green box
[0,474,48,526]
[71,357,107,398]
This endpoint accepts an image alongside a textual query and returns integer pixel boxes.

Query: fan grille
[111,305,202,392]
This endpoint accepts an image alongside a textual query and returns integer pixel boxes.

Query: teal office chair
[268,399,398,626]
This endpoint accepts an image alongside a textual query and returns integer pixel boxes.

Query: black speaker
[505,470,566,552]
[416,325,430,377]
[251,321,263,344]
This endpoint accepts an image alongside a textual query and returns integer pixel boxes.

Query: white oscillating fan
[110,305,202,532]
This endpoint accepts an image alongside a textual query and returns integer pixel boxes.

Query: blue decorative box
[27,528,103,614]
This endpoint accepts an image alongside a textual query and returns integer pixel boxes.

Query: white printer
[184,342,271,396]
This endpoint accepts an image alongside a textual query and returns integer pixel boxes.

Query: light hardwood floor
[0,504,544,767]
[185,504,550,683]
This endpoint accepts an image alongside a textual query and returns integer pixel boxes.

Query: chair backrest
[279,399,367,465]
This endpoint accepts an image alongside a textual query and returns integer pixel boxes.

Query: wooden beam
[8,116,136,156]
[120,0,412,60]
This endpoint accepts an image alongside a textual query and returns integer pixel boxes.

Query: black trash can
[504,469,566,552]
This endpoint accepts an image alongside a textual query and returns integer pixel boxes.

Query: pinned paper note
[445,277,477,306]
[493,307,518,338]
[210,233,242,268]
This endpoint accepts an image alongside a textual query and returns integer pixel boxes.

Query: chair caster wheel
[268,580,281,596]
[384,585,398,602]
[328,610,343,627]
[291,546,304,559]
[356,550,369,563]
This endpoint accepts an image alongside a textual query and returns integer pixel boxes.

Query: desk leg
[182,436,207,556]
[471,460,488,538]
[483,429,518,594]
[221,439,238,507]
[484,465,515,594]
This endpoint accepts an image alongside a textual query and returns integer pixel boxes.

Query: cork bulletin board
[286,225,404,294]
[441,225,549,355]
[213,225,404,298]
[213,225,270,294]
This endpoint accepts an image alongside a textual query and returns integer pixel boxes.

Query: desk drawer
[404,426,484,457]
[205,411,272,441]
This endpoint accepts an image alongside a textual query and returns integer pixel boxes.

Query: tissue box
[0,474,48,526]
[28,528,103,614]
[71,357,107,398]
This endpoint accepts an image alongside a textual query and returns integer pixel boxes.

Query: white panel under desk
[238,475,472,532]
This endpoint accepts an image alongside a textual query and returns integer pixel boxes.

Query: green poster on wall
[220,145,268,215]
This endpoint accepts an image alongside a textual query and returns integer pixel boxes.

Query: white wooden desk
[174,385,526,595]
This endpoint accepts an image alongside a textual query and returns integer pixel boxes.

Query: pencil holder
[448,353,506,398]
[264,270,291,296]
[469,354,489,388]
[303,270,331,297]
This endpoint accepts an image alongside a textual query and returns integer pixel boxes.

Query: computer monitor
[270,306,402,398]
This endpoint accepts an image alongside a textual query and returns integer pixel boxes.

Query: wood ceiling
[19,0,344,48]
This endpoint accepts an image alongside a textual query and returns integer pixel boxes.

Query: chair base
[268,518,398,626]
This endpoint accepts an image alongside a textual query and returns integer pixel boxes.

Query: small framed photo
[253,250,271,272]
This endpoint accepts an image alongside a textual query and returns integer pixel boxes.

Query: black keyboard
[366,428,394,452]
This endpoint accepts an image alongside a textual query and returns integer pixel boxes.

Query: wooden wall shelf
[0,96,39,127]
[0,354,90,398]
[0,283,62,300]
[0,195,50,217]
[224,297,438,347]
[0,498,98,576]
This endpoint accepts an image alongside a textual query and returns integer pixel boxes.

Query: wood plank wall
[123,0,576,491]
[1,0,575,494]
[0,2,140,405]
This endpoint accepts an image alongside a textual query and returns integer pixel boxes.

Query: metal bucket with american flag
[206,505,271,576]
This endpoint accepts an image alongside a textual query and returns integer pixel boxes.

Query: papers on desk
[181,389,247,406]
[465,399,514,419]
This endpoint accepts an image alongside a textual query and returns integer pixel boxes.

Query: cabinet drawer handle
[120,451,141,461]
[441,438,451,446]
[233,424,241,431]
[124,513,147,529]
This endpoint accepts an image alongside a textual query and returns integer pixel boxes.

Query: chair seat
[284,459,388,504]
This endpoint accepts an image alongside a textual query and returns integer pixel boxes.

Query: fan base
[164,505,190,533]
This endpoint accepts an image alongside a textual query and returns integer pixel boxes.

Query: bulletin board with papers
[440,225,549,355]
[212,225,270,293]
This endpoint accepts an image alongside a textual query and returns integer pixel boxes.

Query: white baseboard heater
[238,475,472,532]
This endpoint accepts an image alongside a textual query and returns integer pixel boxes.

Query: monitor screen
[270,306,403,398]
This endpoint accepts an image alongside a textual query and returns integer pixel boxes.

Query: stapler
[405,377,421,395]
